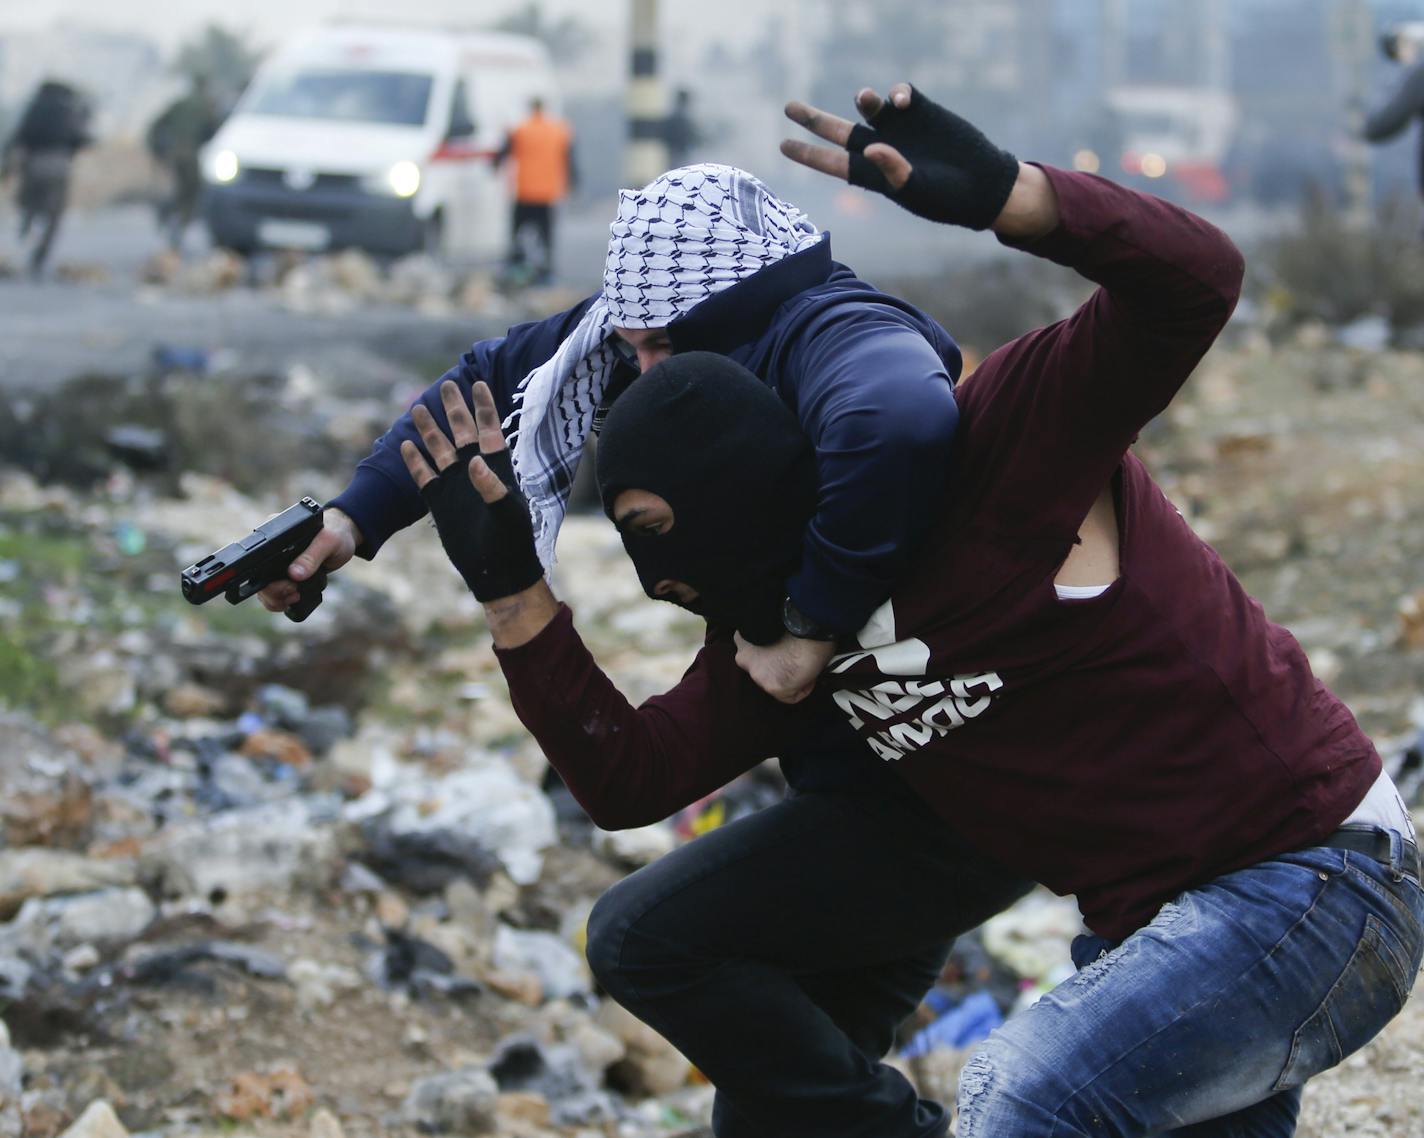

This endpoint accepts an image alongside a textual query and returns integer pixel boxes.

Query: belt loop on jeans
[1390,828,1421,884]
[1319,826,1421,882]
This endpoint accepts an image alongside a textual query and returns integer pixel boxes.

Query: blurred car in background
[200,25,556,261]
[1070,86,1238,205]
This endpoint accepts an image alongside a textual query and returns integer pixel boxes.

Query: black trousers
[508,201,554,277]
[585,784,1032,1138]
[16,149,72,274]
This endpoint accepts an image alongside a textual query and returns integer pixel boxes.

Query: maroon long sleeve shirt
[496,167,1380,939]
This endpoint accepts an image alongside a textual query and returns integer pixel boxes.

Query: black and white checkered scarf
[504,164,823,567]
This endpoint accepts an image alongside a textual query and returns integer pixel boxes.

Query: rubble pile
[0,359,408,500]
[0,441,722,1135]
[0,327,1422,1136]
[137,247,586,326]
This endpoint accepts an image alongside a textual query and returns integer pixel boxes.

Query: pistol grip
[285,569,329,623]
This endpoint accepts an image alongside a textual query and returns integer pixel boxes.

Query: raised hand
[782,83,1022,231]
[399,380,544,603]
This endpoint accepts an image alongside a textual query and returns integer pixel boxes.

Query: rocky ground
[0,302,1422,1137]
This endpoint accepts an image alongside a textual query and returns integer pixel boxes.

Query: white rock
[493,925,590,1001]
[59,1100,129,1138]
[347,762,555,886]
[143,799,337,899]
[309,1106,346,1138]
[289,958,364,1010]
[401,1067,499,1135]
[0,849,135,918]
[564,1014,627,1074]
[62,944,101,973]
[0,1029,21,1129]
[1,888,154,955]
[594,1001,690,1095]
[982,890,1084,984]
[592,823,676,868]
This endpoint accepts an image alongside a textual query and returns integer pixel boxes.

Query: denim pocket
[1273,913,1410,1092]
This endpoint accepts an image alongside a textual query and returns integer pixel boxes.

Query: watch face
[782,597,832,640]
[781,596,803,632]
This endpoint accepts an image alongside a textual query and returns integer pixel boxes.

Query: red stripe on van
[431,142,498,162]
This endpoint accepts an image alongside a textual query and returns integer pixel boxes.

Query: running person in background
[146,76,221,252]
[1,80,91,277]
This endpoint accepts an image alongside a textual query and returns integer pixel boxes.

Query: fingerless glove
[846,86,1019,230]
[418,444,544,602]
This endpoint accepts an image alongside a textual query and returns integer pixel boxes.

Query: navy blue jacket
[330,236,962,636]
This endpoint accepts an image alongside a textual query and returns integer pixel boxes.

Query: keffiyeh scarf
[503,163,823,567]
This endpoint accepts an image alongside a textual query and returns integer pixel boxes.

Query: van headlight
[386,161,421,198]
[1140,153,1168,179]
[209,149,240,184]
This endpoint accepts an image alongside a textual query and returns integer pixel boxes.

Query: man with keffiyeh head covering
[261,161,966,712]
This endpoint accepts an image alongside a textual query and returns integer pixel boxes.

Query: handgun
[180,497,329,622]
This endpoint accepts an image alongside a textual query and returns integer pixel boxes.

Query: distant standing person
[663,87,704,168]
[498,97,575,285]
[1366,24,1424,204]
[1,80,92,278]
[146,77,221,252]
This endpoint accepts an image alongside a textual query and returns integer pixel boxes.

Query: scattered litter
[0,319,1422,1134]
[901,990,1003,1057]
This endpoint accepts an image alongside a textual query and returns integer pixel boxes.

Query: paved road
[0,204,500,391]
[0,190,1280,393]
[0,272,487,392]
[0,188,1009,392]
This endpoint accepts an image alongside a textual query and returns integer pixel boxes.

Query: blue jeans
[956,829,1424,1137]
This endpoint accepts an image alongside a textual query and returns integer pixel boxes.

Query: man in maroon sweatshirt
[401,86,1423,1138]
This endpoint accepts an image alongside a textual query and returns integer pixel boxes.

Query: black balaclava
[595,351,818,645]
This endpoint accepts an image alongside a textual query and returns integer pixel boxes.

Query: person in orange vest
[498,97,576,285]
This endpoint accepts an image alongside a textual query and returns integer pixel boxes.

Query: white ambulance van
[200,26,557,261]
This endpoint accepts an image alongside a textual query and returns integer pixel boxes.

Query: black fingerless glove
[418,444,545,602]
[846,85,1019,230]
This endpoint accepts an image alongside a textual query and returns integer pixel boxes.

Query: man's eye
[639,523,664,537]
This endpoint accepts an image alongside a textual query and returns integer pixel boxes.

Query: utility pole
[1201,0,1229,93]
[1101,0,1126,93]
[1331,0,1375,227]
[625,0,668,188]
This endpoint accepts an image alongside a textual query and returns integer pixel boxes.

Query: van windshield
[246,69,434,126]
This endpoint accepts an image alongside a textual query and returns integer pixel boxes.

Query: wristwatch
[781,597,838,641]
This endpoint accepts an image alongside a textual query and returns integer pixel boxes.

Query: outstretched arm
[332,297,599,559]
[1364,62,1424,142]
[258,298,600,616]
